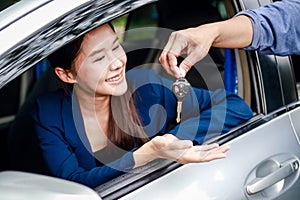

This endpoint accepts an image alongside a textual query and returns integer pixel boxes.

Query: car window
[111,3,158,41]
[124,3,158,41]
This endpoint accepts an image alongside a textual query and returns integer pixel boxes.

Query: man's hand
[159,25,217,78]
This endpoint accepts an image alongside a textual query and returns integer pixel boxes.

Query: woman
[31,24,252,188]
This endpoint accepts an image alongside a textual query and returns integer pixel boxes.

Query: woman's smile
[105,70,124,85]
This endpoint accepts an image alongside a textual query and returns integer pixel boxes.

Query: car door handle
[246,159,299,195]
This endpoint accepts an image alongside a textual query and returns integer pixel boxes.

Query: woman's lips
[105,71,124,84]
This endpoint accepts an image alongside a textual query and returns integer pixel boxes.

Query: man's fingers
[179,46,207,74]
[159,32,190,77]
[166,53,178,69]
[159,51,175,68]
[178,57,193,76]
[159,51,180,77]
[162,32,178,54]
[160,33,181,68]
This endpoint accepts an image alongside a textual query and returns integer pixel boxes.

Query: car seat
[7,64,62,175]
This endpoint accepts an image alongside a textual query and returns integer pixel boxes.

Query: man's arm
[237,0,300,55]
[159,0,300,78]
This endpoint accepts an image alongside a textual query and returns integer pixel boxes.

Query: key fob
[172,77,191,101]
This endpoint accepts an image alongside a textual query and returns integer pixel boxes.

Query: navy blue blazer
[32,69,253,188]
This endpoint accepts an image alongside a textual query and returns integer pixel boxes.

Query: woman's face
[73,24,127,96]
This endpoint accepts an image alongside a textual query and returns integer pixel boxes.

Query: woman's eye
[112,45,120,51]
[94,56,105,62]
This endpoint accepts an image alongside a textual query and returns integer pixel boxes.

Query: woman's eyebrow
[112,37,118,44]
[89,48,104,58]
[89,37,119,58]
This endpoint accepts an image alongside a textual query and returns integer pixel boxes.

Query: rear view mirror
[0,171,102,200]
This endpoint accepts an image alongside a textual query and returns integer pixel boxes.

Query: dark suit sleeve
[31,91,135,188]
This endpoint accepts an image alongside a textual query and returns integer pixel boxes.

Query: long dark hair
[48,25,149,150]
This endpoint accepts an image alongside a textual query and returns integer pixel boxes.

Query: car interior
[0,0,299,198]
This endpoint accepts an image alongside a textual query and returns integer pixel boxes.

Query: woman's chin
[110,81,128,96]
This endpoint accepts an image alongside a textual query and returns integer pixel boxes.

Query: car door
[113,0,300,199]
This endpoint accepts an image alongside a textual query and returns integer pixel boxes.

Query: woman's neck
[74,86,111,152]
[75,86,111,114]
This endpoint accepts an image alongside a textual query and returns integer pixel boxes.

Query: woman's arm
[33,118,136,188]
[33,96,229,187]
[32,92,135,188]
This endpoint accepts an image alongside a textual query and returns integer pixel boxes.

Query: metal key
[172,77,191,123]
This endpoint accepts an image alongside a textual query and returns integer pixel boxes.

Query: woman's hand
[133,134,230,168]
[175,143,230,164]
[149,134,194,161]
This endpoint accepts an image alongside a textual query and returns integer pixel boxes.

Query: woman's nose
[110,58,123,70]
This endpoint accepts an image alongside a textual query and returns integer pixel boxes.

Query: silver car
[0,0,300,199]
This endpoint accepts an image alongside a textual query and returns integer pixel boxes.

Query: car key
[172,77,191,123]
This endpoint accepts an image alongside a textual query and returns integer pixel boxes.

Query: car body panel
[0,171,102,200]
[289,104,300,142]
[120,107,300,200]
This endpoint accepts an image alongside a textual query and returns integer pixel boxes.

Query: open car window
[1,0,300,199]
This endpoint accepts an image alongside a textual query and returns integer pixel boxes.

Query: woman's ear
[54,67,77,84]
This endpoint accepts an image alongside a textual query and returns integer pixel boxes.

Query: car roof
[0,0,52,30]
[0,0,90,56]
